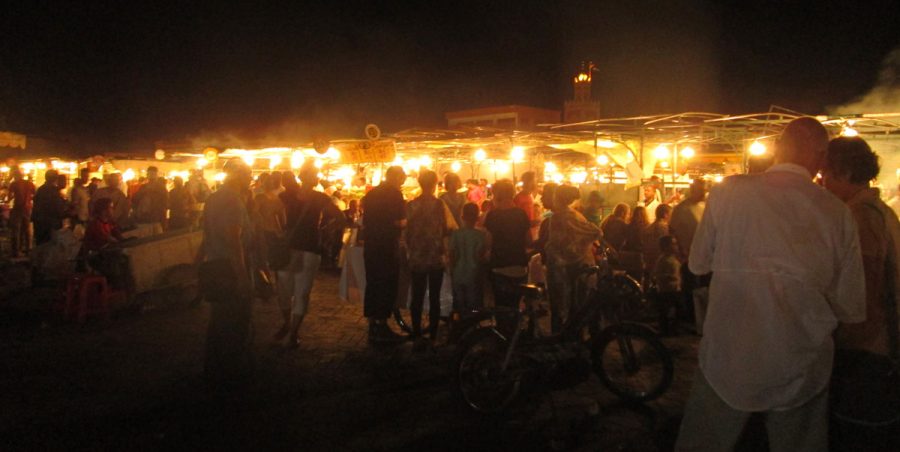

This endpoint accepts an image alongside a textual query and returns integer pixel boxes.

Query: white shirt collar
[765,163,813,179]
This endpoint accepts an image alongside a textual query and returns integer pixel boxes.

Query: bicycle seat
[519,283,543,299]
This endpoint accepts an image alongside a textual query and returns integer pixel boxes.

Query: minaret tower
[564,62,601,123]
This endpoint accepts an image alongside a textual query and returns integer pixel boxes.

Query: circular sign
[364,124,381,140]
[154,149,166,160]
[203,147,219,161]
[314,139,330,155]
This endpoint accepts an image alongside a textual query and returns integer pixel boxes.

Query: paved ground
[1,267,702,451]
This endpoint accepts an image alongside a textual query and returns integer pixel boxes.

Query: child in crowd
[652,235,681,336]
[449,203,487,313]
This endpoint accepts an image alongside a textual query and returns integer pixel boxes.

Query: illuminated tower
[564,62,601,123]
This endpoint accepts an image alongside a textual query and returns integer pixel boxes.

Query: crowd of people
[4,117,895,447]
[2,166,213,259]
[192,118,900,449]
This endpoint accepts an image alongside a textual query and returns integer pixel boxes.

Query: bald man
[675,118,866,451]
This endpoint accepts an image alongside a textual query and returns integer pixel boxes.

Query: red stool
[64,274,112,323]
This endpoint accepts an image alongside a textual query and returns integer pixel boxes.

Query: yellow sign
[337,140,396,164]
[0,131,26,149]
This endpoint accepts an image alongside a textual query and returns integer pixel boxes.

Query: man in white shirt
[675,117,866,451]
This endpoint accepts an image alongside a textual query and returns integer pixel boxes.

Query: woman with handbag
[821,136,900,433]
[273,162,345,348]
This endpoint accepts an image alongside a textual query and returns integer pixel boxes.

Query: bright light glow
[570,171,588,184]
[575,73,590,83]
[749,140,767,156]
[214,172,226,182]
[545,161,558,173]
[714,175,724,183]
[335,166,355,186]
[291,151,304,169]
[510,146,525,162]
[122,169,136,182]
[155,150,166,160]
[597,140,615,148]
[653,145,671,160]
[841,126,859,137]
[474,148,487,162]
[680,146,696,159]
[314,159,324,169]
[197,157,209,168]
[21,163,35,172]
[241,155,256,166]
[493,161,510,174]
[0,166,9,173]
[35,162,48,170]
[596,155,610,166]
[269,155,282,169]
[69,162,78,173]
[420,155,433,168]
[552,173,564,184]
[325,147,340,160]
[450,161,462,172]
[51,160,63,170]
[393,156,404,166]
[660,161,670,168]
[372,169,382,185]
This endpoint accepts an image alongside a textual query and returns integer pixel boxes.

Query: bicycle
[453,256,673,414]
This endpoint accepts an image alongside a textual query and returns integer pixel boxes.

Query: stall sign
[338,140,396,163]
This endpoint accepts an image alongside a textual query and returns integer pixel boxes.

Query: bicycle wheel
[593,324,673,402]
[455,328,521,413]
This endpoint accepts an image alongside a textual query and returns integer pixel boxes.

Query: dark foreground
[2,269,897,451]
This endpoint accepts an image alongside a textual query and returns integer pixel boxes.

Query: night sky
[2,1,899,154]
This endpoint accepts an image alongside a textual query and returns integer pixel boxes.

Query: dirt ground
[2,265,897,451]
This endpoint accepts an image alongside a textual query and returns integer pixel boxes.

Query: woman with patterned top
[405,170,458,341]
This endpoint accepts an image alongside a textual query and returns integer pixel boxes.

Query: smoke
[186,116,360,151]
[829,48,900,115]
[828,47,900,191]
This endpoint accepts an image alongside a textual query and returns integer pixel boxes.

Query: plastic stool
[65,274,111,323]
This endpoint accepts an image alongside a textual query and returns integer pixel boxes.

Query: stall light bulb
[451,161,462,173]
[241,155,256,166]
[474,148,486,162]
[214,172,226,182]
[326,147,340,160]
[314,159,324,169]
[197,157,209,168]
[269,155,282,169]
[596,155,609,166]
[122,169,136,182]
[653,145,671,160]
[660,161,670,168]
[597,139,616,148]
[510,146,525,162]
[0,166,9,173]
[714,175,724,183]
[291,151,304,169]
[420,155,433,168]
[680,146,695,159]
[749,141,766,156]
[841,126,858,137]
[570,171,588,184]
